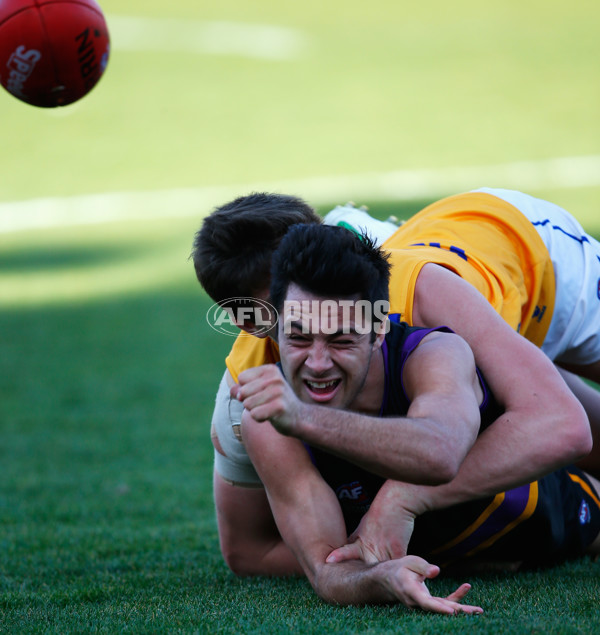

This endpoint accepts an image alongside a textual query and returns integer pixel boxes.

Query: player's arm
[325,330,486,565]
[213,474,303,576]
[411,263,591,500]
[328,264,593,566]
[242,407,482,613]
[211,369,302,577]
[232,332,482,486]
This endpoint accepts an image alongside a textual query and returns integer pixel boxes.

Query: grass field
[1,0,600,632]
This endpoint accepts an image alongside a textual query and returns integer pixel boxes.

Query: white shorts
[211,371,262,486]
[476,188,600,365]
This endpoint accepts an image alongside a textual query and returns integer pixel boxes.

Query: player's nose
[304,342,333,374]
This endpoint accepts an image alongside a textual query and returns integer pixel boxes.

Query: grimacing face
[278,284,384,411]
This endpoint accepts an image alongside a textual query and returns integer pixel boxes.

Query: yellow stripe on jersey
[568,472,600,508]
[429,492,506,556]
[462,481,539,561]
[430,481,539,566]
[226,335,279,383]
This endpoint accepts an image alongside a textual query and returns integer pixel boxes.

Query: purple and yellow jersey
[412,467,600,567]
[224,190,555,382]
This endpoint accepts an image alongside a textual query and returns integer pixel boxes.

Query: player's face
[278,284,384,411]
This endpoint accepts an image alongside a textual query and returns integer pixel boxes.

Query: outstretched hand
[383,556,482,615]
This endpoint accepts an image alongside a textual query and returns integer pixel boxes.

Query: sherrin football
[0,0,110,107]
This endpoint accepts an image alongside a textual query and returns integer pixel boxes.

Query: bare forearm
[234,360,479,486]
[297,405,464,485]
[410,410,589,512]
[313,560,394,605]
[214,473,304,577]
[243,541,304,578]
[313,556,481,615]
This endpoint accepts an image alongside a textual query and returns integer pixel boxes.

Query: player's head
[191,192,321,304]
[270,223,391,341]
[271,223,391,410]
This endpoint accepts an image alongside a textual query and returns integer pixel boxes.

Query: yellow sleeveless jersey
[225,191,555,382]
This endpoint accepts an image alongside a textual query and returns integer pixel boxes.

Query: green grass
[2,285,600,634]
[1,215,600,633]
[2,0,600,630]
[1,1,599,218]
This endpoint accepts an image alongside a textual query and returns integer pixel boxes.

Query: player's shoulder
[226,334,280,381]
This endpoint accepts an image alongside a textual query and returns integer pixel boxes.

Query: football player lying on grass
[230,224,600,612]
[193,190,600,577]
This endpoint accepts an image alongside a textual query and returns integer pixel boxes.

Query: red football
[0,0,110,107]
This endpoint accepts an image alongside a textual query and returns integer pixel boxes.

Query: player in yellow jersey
[192,189,599,575]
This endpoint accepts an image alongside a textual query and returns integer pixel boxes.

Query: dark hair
[270,224,391,334]
[191,192,321,304]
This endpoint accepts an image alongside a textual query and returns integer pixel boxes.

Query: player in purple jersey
[304,320,600,570]
[232,224,600,612]
[197,192,595,580]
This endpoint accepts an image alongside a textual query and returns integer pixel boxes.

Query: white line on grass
[107,15,309,60]
[1,154,599,234]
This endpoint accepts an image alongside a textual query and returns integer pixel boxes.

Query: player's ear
[372,318,387,350]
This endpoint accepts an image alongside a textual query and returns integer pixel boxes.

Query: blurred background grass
[2,0,599,198]
[1,1,600,631]
[2,0,599,306]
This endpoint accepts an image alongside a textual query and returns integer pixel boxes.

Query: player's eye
[332,337,355,346]
[288,333,309,343]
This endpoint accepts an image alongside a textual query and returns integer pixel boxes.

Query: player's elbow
[404,448,460,485]
[540,399,593,466]
[221,546,258,577]
[562,407,593,461]
[420,428,473,485]
[220,538,302,578]
[220,539,271,577]
[424,455,461,485]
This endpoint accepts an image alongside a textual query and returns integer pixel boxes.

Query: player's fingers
[419,597,483,615]
[415,598,456,615]
[445,583,473,602]
[446,601,483,615]
[238,380,283,411]
[236,367,279,400]
[326,543,366,564]
[404,555,440,580]
[237,371,286,403]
